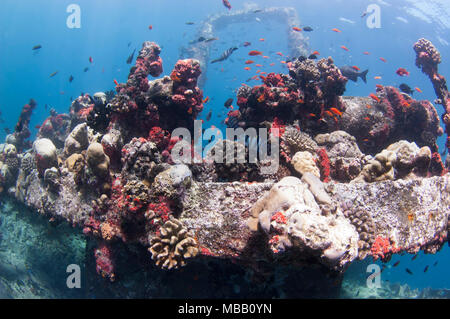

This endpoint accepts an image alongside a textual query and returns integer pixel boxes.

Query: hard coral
[148,216,199,270]
[414,38,450,157]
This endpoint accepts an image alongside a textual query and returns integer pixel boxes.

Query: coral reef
[233,56,347,135]
[2,38,449,295]
[6,99,36,152]
[338,87,442,155]
[354,140,436,183]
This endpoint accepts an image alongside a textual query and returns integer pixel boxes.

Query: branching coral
[413,38,450,157]
[148,217,199,270]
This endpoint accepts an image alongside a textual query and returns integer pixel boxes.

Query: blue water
[0,0,449,293]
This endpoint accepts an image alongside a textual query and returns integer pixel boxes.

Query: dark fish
[254,9,263,13]
[83,67,89,72]
[126,49,136,64]
[405,268,413,275]
[340,66,369,83]
[424,265,429,273]
[185,22,195,25]
[127,42,132,47]
[242,41,251,47]
[224,98,233,108]
[32,45,42,50]
[303,26,313,32]
[355,290,360,297]
[411,254,418,261]
[298,55,307,62]
[190,36,206,45]
[206,110,212,121]
[399,83,414,95]
[211,47,238,64]
[69,75,74,83]
[49,71,58,78]
[433,261,438,267]
[308,54,318,60]
[393,261,400,267]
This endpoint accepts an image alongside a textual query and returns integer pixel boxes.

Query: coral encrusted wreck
[1,39,449,297]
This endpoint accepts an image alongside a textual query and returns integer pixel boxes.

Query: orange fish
[249,50,263,56]
[312,50,320,55]
[325,110,333,117]
[369,93,380,103]
[114,79,119,86]
[203,97,210,104]
[366,105,372,109]
[260,72,267,75]
[245,60,254,64]
[256,70,261,73]
[415,87,422,93]
[379,57,387,63]
[297,99,304,104]
[332,28,342,33]
[292,27,302,32]
[148,25,153,30]
[259,38,265,42]
[276,52,283,56]
[263,56,269,59]
[364,117,370,121]
[363,51,370,55]
[363,138,369,142]
[187,107,193,114]
[352,66,360,71]
[374,76,382,80]
[257,93,265,103]
[330,107,343,116]
[255,64,263,67]
[270,63,275,66]
[244,67,251,71]
[341,45,349,51]
[280,61,286,64]
[308,113,316,117]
